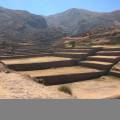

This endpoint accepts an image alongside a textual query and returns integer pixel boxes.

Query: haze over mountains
[0,7,120,48]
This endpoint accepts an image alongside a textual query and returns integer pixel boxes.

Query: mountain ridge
[46,8,120,35]
[0,6,119,51]
[0,6,64,52]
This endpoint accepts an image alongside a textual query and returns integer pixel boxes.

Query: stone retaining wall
[7,60,78,71]
[0,53,52,60]
[36,71,105,85]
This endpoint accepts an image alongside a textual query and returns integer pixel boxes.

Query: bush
[58,85,72,95]
[69,41,76,48]
[65,40,76,48]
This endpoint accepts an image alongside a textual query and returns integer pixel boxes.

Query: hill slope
[0,7,46,42]
[46,8,120,35]
[0,7,120,54]
[55,26,120,47]
[0,7,64,52]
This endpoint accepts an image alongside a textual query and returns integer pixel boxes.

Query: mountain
[0,7,64,51]
[46,8,120,35]
[0,7,46,42]
[0,7,120,54]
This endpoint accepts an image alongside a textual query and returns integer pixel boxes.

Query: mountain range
[0,7,120,49]
[0,7,64,49]
[46,8,120,35]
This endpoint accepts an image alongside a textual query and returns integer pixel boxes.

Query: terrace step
[97,51,120,56]
[102,47,120,51]
[14,50,41,53]
[76,46,102,50]
[80,61,113,71]
[1,56,78,71]
[13,52,43,56]
[57,48,94,53]
[0,53,51,59]
[53,52,88,59]
[87,56,120,63]
[110,70,120,77]
[20,66,104,85]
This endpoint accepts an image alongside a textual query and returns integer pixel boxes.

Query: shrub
[58,85,72,95]
[69,41,76,48]
[64,40,76,48]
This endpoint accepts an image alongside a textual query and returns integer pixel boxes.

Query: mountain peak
[67,8,80,11]
[46,8,120,35]
[64,8,91,13]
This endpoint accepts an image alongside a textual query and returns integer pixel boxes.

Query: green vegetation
[58,85,72,95]
[65,40,76,48]
[69,41,76,48]
[110,40,120,45]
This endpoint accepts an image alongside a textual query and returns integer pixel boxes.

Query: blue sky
[0,0,120,15]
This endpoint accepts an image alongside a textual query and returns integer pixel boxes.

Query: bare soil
[48,76,120,99]
[0,71,73,99]
[0,60,120,99]
[1,56,72,65]
[83,61,112,65]
[20,66,99,77]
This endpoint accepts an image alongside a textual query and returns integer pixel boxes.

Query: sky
[0,0,120,15]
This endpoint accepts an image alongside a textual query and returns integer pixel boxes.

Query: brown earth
[0,72,73,99]
[2,56,71,65]
[48,76,120,99]
[0,62,120,99]
[20,66,99,77]
[0,63,73,99]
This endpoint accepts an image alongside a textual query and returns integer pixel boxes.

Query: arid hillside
[0,7,64,52]
[55,26,120,47]
[0,7,120,53]
[46,8,120,35]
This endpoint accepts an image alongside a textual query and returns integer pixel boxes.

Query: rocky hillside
[0,7,64,51]
[54,26,120,47]
[46,8,120,35]
[0,7,46,42]
[0,7,120,52]
[81,26,120,45]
